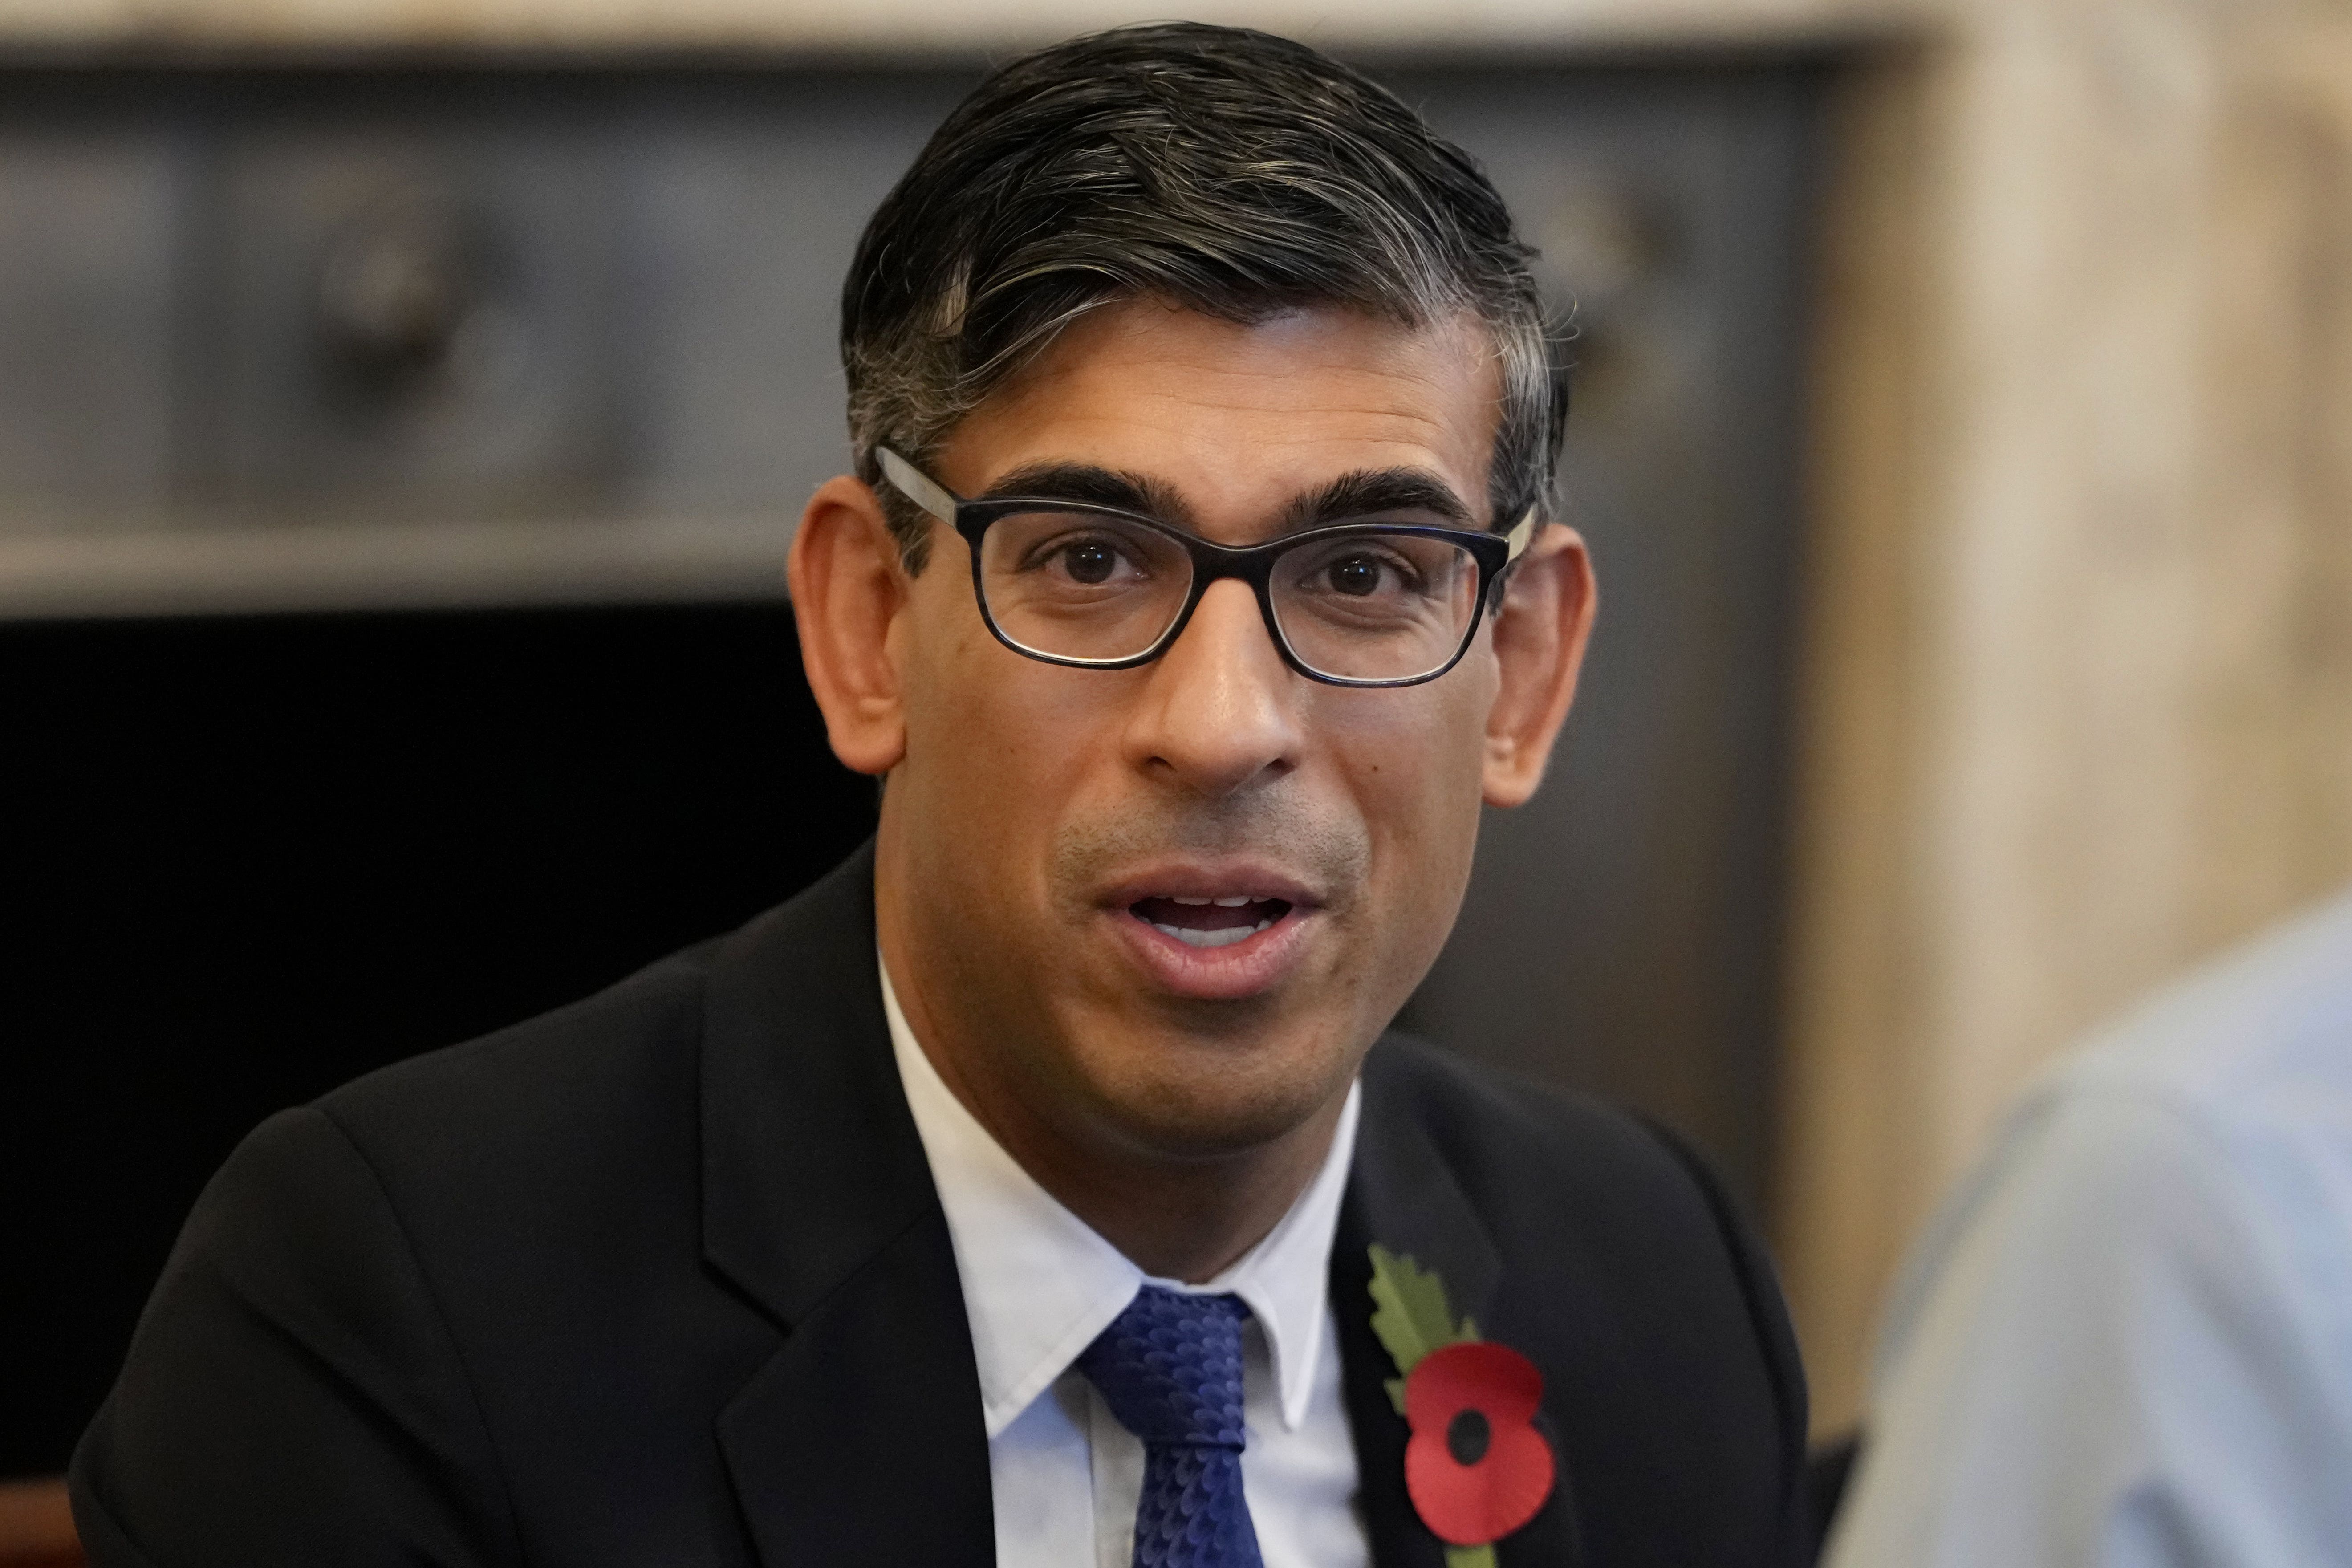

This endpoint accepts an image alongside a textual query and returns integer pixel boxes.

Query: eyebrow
[977,462,1479,535]
[978,463,1198,528]
[1280,468,1478,532]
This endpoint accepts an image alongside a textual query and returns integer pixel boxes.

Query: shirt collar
[880,954,1359,1438]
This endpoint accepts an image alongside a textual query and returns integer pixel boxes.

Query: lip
[1097,861,1325,1002]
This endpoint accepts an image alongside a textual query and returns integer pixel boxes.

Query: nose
[1121,577,1303,798]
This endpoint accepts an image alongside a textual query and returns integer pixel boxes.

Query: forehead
[937,300,1501,518]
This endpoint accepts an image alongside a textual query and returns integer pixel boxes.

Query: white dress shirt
[1826,885,2352,1568]
[880,959,1371,1568]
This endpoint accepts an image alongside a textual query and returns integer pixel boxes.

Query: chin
[1078,1032,1353,1160]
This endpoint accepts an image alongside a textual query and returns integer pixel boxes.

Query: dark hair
[840,22,1564,571]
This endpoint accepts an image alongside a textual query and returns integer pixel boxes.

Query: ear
[788,473,912,776]
[1481,523,1597,808]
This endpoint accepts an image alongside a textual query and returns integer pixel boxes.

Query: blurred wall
[4,0,2350,1438]
[1781,0,2352,1430]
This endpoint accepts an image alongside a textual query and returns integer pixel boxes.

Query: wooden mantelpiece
[0,0,1901,56]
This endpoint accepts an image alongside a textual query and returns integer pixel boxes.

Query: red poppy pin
[1367,1244,1556,1568]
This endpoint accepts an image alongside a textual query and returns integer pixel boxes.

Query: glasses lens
[1271,531,1483,682]
[977,510,1194,664]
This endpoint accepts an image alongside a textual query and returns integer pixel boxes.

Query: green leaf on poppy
[1444,1547,1498,1568]
[1368,1243,1474,1385]
[1385,1376,1407,1416]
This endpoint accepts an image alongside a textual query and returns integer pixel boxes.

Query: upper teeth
[1169,894,1259,906]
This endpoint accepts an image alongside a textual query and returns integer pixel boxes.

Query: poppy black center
[1446,1408,1491,1466]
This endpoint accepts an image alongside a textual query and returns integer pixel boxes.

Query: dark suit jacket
[72,844,1808,1567]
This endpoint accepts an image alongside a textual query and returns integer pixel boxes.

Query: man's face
[841,299,1581,1166]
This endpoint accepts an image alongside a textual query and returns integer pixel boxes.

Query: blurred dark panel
[0,130,176,513]
[0,603,876,1476]
[1394,65,1824,1215]
[0,67,980,544]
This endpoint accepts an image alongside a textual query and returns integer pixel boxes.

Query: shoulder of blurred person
[1826,883,2352,1568]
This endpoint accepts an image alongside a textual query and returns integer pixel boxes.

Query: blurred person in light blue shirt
[1825,884,2352,1568]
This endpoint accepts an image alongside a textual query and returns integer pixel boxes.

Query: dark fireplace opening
[0,602,876,1475]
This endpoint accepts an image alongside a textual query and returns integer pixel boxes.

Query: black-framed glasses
[877,448,1537,689]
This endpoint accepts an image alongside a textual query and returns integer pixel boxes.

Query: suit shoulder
[315,844,877,1158]
[1359,1032,1798,1405]
[1361,1034,1810,1556]
[320,938,719,1133]
[299,935,731,1251]
[1373,1034,1806,1523]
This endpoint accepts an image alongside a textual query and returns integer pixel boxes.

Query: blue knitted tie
[1076,1286,1266,1568]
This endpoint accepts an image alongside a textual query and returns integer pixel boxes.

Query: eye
[1013,526,1148,585]
[1060,539,1120,585]
[1323,553,1387,597]
[1299,544,1425,599]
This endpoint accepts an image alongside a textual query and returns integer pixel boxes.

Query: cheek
[897,578,1023,858]
[896,582,1121,882]
[1331,665,1497,925]
[1363,657,1495,816]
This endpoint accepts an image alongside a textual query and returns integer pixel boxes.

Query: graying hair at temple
[839,21,1567,574]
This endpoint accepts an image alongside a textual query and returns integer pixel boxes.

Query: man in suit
[72,24,1808,1567]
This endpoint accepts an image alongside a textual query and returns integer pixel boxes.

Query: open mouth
[1129,894,1296,950]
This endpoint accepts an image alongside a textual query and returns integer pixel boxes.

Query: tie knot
[1077,1286,1251,1450]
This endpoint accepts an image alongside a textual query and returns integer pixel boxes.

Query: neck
[878,898,1345,1286]
[956,1054,1345,1283]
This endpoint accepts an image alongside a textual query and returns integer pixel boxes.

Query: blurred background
[3,0,2349,1560]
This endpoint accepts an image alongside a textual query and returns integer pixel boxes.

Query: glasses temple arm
[1501,506,1539,562]
[876,447,959,526]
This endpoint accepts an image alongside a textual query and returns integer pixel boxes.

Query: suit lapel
[1336,1041,1580,1568]
[700,845,994,1567]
